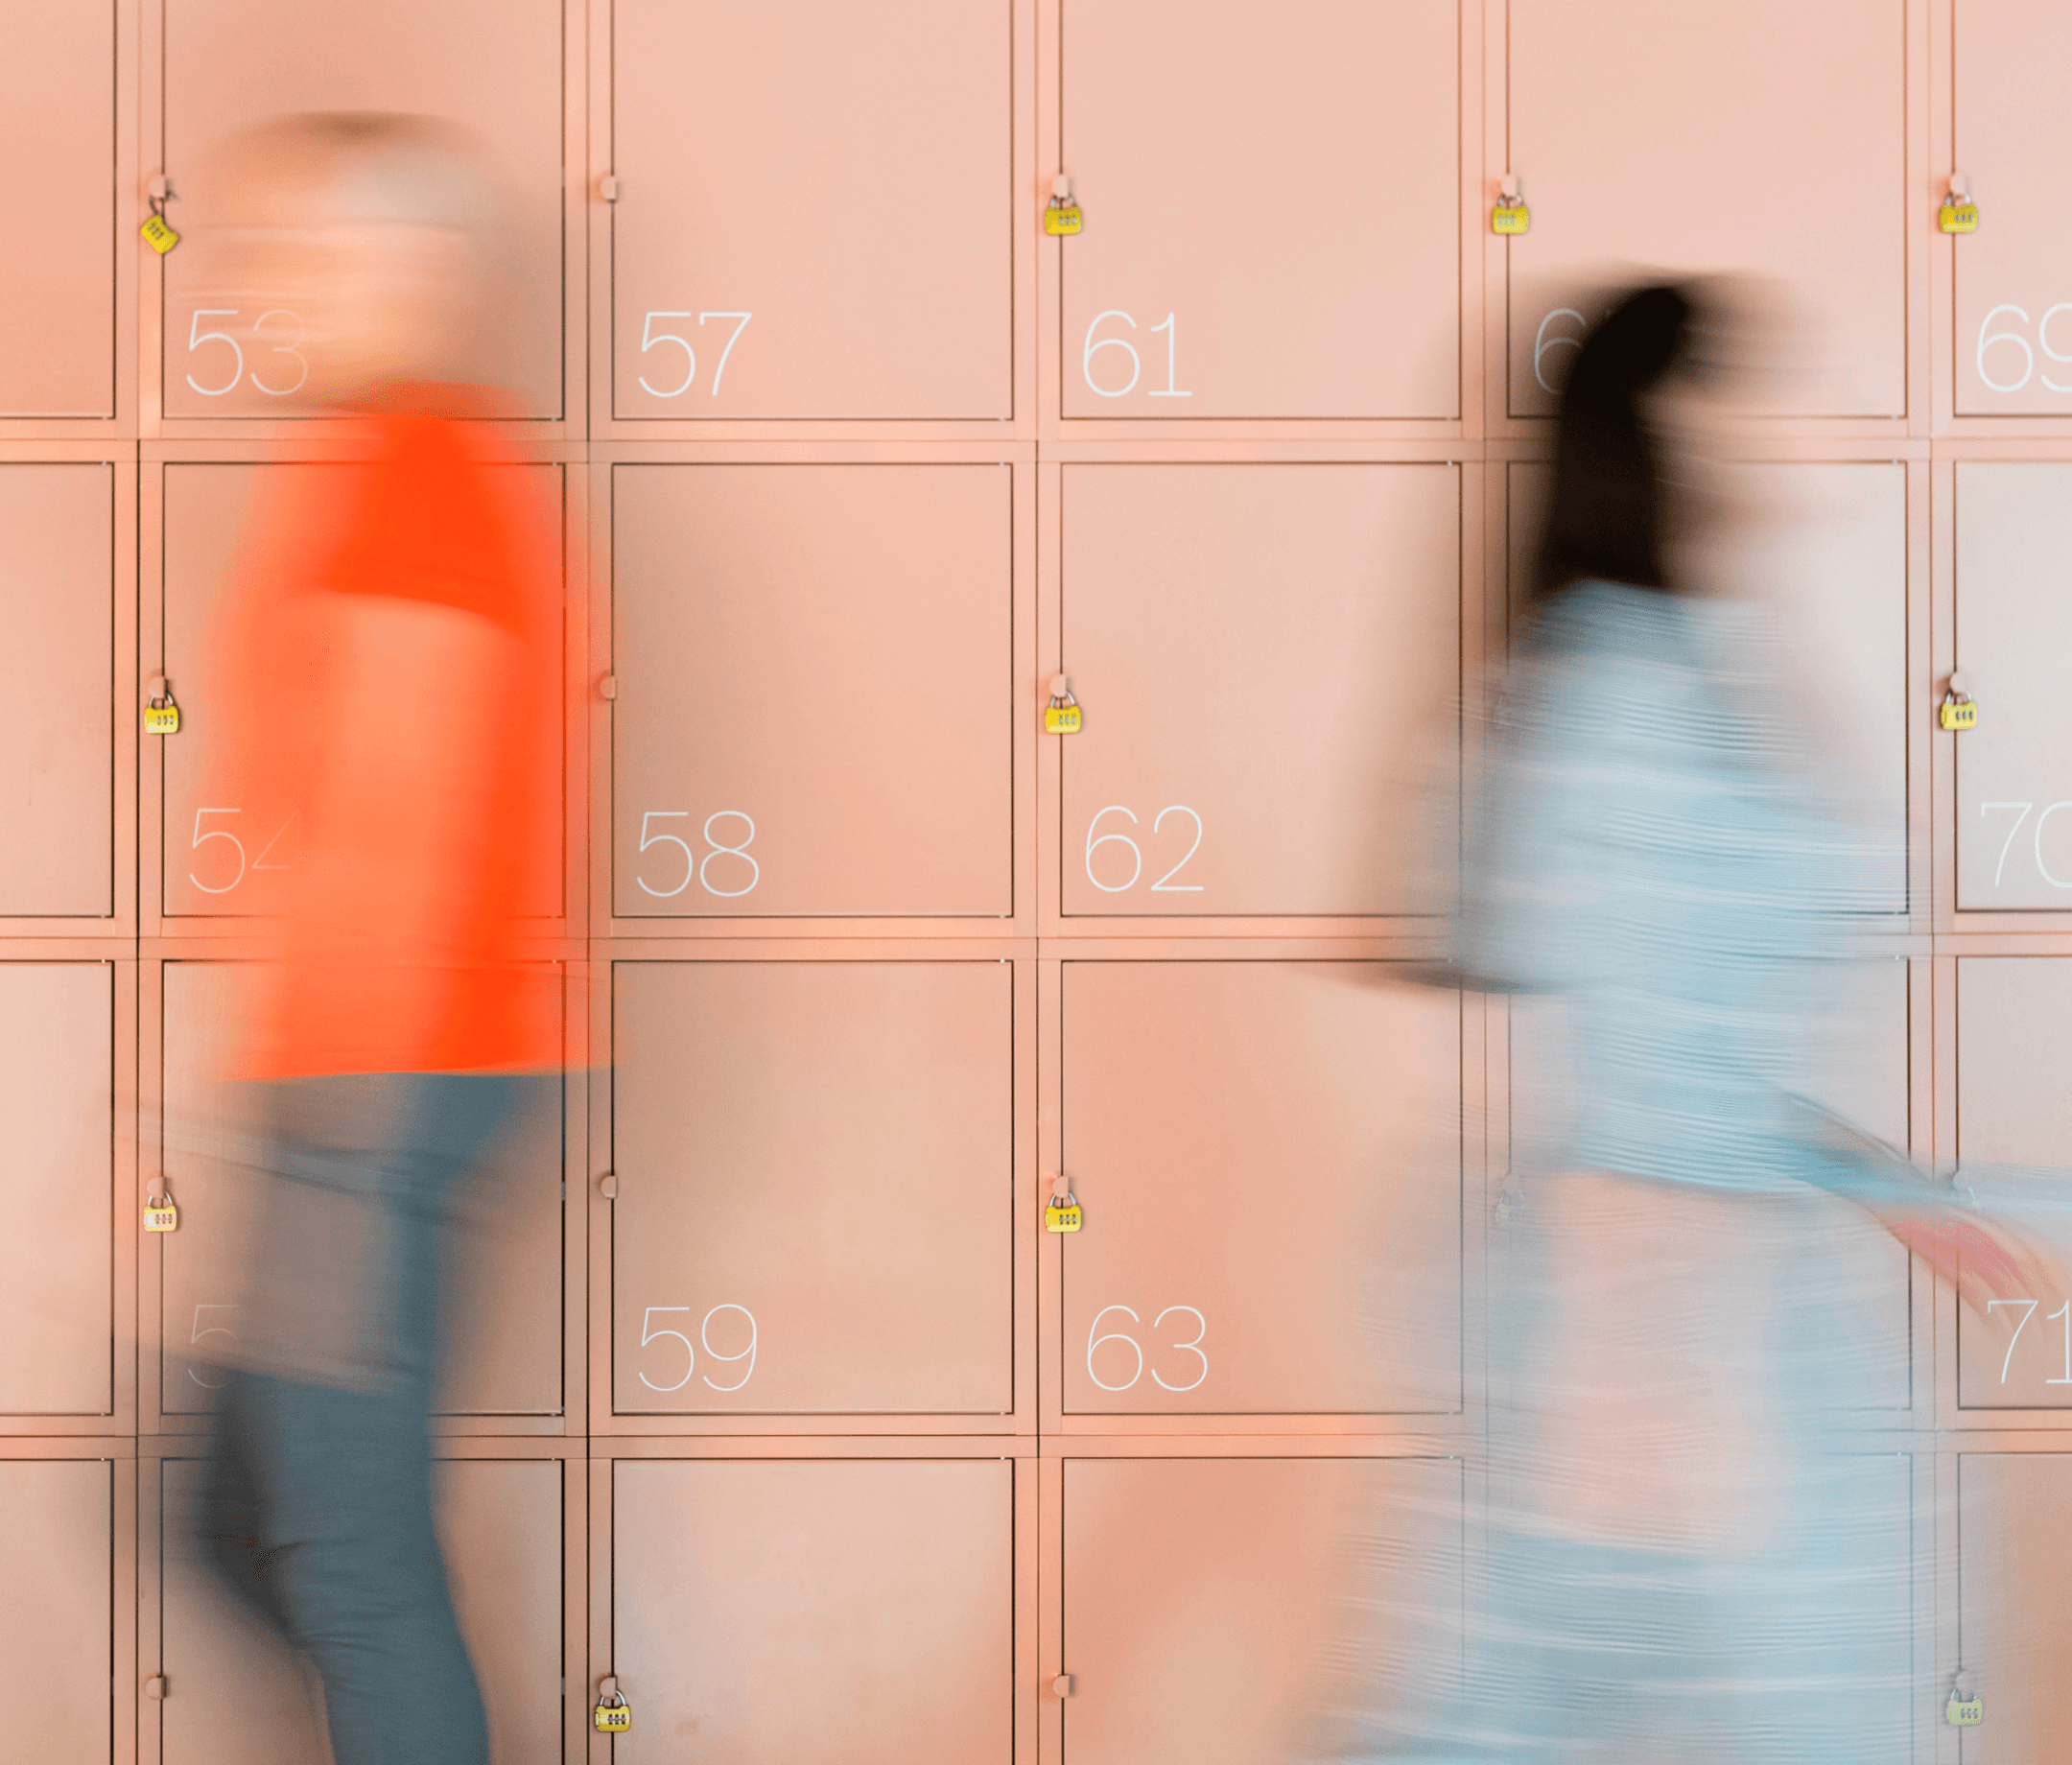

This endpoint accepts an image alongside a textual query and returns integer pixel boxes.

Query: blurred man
[192,113,561,1765]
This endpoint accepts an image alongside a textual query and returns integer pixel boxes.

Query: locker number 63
[1087,1304,1208,1392]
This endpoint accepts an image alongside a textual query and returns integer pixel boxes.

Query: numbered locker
[0,0,115,416]
[1508,459,1910,910]
[1,464,114,917]
[0,965,114,1418]
[158,962,563,1417]
[1959,1453,2072,1761]
[611,1458,1012,1764]
[1954,464,2072,910]
[160,460,562,920]
[160,0,564,418]
[611,465,1011,918]
[609,0,1010,420]
[612,961,1012,1414]
[1504,0,1904,418]
[0,1459,113,1764]
[1954,0,2072,415]
[1061,1457,1460,1765]
[156,1455,563,1765]
[1060,963,1459,1416]
[1059,464,1455,918]
[1955,959,2072,1408]
[1059,0,1458,419]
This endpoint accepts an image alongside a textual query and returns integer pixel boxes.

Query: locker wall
[0,0,2062,1758]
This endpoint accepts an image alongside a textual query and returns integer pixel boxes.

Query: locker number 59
[638,1304,758,1392]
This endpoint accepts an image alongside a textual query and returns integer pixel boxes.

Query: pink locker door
[1955,959,2072,1407]
[612,1458,1013,1764]
[1954,464,2072,909]
[160,0,564,419]
[1060,963,1459,1416]
[1505,0,1904,418]
[0,1,114,415]
[0,1460,113,1764]
[161,461,563,921]
[0,464,114,917]
[1058,0,1457,419]
[609,0,1010,420]
[158,1456,563,1765]
[0,965,113,1417]
[612,962,1012,1415]
[1959,1454,2072,1761]
[1061,1457,1461,1765]
[1953,2,2072,415]
[612,466,1011,918]
[159,962,562,1416]
[1059,465,1456,918]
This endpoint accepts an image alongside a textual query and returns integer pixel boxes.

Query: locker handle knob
[1499,174,1522,201]
[598,1173,620,1199]
[144,1675,168,1700]
[1050,1674,1074,1699]
[599,1676,620,1699]
[1051,174,1072,200]
[148,173,173,201]
[1049,673,1071,697]
[1948,671,1969,697]
[1948,172,1971,202]
[598,673,618,701]
[600,176,622,202]
[1049,1173,1073,1199]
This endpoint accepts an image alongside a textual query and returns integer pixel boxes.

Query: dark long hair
[1533,283,1694,600]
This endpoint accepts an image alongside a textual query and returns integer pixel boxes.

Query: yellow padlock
[144,1189,179,1234]
[1945,1688,1983,1727]
[1939,673,1977,731]
[594,1682,631,1732]
[1940,182,1979,233]
[1045,1179,1083,1234]
[141,200,180,254]
[1044,673,1082,735]
[145,677,181,736]
[1492,176,1529,235]
[1045,175,1083,237]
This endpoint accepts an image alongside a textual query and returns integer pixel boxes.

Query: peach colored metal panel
[0,2,114,416]
[1060,963,1459,1415]
[1061,1457,1460,1765]
[1954,464,2072,910]
[1505,0,1905,418]
[611,465,1013,918]
[1059,464,1456,918]
[612,961,1013,1414]
[0,964,113,1416]
[159,962,563,1417]
[1952,1,2072,415]
[610,0,1011,420]
[159,0,564,421]
[1956,959,2072,1408]
[1959,1453,2072,1760]
[0,464,114,916]
[1058,0,1458,419]
[0,1460,112,1763]
[158,1455,562,1765]
[612,1458,1013,1762]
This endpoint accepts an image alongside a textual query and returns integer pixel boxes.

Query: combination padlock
[1492,175,1530,235]
[144,1188,179,1234]
[1045,1176,1083,1234]
[145,676,181,736]
[1940,174,1979,235]
[1044,673,1083,735]
[1939,671,1977,731]
[594,1679,631,1732]
[1945,1674,1983,1727]
[141,197,180,254]
[1045,174,1084,237]
[1495,1188,1523,1229]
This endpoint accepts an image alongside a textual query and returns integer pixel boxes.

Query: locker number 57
[636,310,752,398]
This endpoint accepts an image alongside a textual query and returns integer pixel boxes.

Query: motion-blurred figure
[190,114,561,1765]
[1303,285,2053,1763]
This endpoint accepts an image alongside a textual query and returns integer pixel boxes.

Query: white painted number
[248,309,309,396]
[636,309,753,397]
[1533,308,1588,394]
[637,1304,758,1394]
[1148,313,1191,398]
[190,808,247,894]
[1086,1303,1209,1393]
[188,1304,240,1390]
[1084,804,1204,893]
[1978,799,2072,890]
[1973,304,2072,395]
[2053,1302,2072,1385]
[1990,1297,2039,1384]
[1082,309,1188,398]
[635,810,758,898]
[185,310,245,397]
[183,309,309,396]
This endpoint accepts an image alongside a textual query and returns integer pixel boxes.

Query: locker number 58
[636,810,759,898]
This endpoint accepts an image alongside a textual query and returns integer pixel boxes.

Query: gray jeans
[197,1071,527,1765]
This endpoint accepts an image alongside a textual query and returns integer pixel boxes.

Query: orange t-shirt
[213,403,563,1078]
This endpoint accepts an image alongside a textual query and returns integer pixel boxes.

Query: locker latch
[1044,674,1082,735]
[144,1675,168,1701]
[144,1184,179,1234]
[1045,1174,1083,1234]
[146,675,181,736]
[1049,1673,1075,1699]
[595,1676,631,1731]
[1046,174,1083,237]
[1939,672,1977,731]
[1940,173,1979,235]
[1945,1671,1983,1727]
[1493,175,1529,235]
[142,174,179,254]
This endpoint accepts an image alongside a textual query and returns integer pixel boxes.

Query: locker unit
[0,1458,115,1764]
